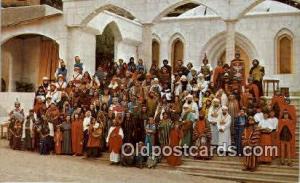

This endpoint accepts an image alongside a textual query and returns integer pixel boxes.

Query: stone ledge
[1,5,62,27]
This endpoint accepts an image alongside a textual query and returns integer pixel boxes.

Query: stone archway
[1,34,59,92]
[200,31,258,72]
[95,21,122,71]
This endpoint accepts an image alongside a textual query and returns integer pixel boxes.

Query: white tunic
[254,112,264,123]
[258,118,273,130]
[217,113,232,151]
[207,106,222,145]
[268,117,278,130]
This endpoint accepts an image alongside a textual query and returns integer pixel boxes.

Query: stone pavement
[0,140,234,183]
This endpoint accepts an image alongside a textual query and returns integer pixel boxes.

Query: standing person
[122,112,135,144]
[161,59,172,74]
[87,117,102,158]
[54,126,63,155]
[278,110,296,166]
[107,119,124,165]
[207,98,222,147]
[40,117,54,155]
[83,111,92,153]
[257,110,273,163]
[242,116,261,171]
[180,103,195,147]
[12,119,23,150]
[55,60,68,80]
[72,113,83,156]
[235,109,247,155]
[193,112,212,160]
[145,117,156,154]
[158,112,172,147]
[217,106,232,153]
[200,54,213,81]
[213,60,224,90]
[74,56,84,73]
[22,110,35,151]
[166,121,183,166]
[61,115,72,155]
[249,59,265,96]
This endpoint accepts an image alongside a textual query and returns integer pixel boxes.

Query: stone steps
[96,153,299,183]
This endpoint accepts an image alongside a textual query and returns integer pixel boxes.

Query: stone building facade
[1,0,300,117]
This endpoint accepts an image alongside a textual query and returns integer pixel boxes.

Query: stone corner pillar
[140,23,153,71]
[225,20,237,64]
[67,26,96,79]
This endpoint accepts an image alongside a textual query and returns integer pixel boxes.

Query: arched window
[171,38,184,72]
[277,34,293,74]
[152,40,160,67]
[275,29,294,74]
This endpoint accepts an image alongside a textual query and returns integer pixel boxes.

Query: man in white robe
[217,106,232,152]
[207,98,222,146]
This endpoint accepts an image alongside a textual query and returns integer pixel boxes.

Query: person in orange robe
[54,126,62,155]
[278,109,296,166]
[166,121,183,166]
[247,77,260,103]
[213,60,224,90]
[240,87,251,108]
[193,113,212,160]
[71,113,83,156]
[270,90,286,118]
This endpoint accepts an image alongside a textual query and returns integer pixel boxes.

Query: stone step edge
[182,172,297,183]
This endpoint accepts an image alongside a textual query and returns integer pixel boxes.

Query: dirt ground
[0,140,234,183]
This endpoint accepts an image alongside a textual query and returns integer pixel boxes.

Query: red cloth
[166,128,183,166]
[71,119,83,155]
[108,127,123,154]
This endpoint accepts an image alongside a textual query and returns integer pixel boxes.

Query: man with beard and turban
[249,59,265,96]
[217,106,232,153]
[175,75,192,96]
[208,98,222,147]
[184,94,199,120]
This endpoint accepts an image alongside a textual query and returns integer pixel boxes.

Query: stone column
[67,27,96,79]
[141,23,153,71]
[225,20,237,63]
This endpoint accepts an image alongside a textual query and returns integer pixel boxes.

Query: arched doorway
[171,38,184,72]
[152,39,160,66]
[219,46,250,78]
[1,34,59,92]
[95,22,122,71]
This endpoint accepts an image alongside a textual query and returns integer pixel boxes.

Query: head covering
[58,74,64,79]
[186,94,193,99]
[212,98,220,103]
[222,106,228,111]
[180,75,187,81]
[50,83,57,88]
[42,76,49,80]
[183,103,190,109]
